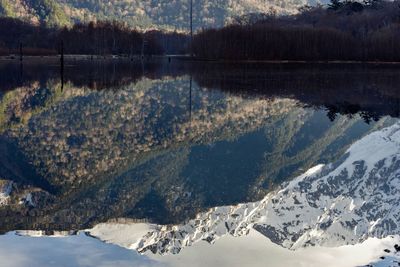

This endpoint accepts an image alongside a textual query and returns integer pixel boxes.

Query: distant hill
[0,0,311,29]
[0,0,69,26]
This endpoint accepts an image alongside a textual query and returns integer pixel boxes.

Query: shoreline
[1,55,400,65]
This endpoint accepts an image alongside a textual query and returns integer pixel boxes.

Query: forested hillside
[0,0,69,26]
[0,0,309,29]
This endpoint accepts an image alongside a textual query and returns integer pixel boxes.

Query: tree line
[2,0,399,61]
[0,18,188,56]
[193,0,400,61]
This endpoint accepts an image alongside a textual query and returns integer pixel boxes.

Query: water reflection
[0,231,161,267]
[0,60,399,236]
[110,122,400,255]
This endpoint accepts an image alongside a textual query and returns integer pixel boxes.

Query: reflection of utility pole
[141,36,148,60]
[188,76,192,134]
[141,37,146,77]
[19,42,23,80]
[60,40,64,91]
[130,44,133,61]
[19,59,23,82]
[190,0,193,57]
[103,25,106,59]
[112,62,116,84]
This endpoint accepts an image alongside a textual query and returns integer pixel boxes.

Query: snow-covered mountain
[87,121,400,255]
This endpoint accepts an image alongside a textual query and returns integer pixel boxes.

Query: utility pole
[190,0,193,58]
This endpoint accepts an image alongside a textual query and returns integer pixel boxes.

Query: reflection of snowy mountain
[88,121,400,255]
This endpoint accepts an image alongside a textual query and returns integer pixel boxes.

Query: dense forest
[0,18,188,56]
[0,0,302,30]
[193,0,400,61]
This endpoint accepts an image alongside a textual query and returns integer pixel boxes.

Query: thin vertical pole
[189,76,192,131]
[190,0,193,58]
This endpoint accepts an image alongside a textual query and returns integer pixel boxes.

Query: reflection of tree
[326,104,382,124]
[326,105,339,122]
[191,64,400,121]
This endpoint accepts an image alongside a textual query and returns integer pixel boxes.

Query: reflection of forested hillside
[0,73,393,232]
[0,60,171,92]
[6,77,294,186]
[2,61,399,120]
[191,63,400,121]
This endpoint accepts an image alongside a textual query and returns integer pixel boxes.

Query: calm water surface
[0,60,399,267]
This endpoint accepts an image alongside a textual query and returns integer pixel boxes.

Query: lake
[0,59,399,267]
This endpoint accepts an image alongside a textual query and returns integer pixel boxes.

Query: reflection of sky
[151,230,398,267]
[0,232,166,267]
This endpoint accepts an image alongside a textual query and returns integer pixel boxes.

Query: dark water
[0,59,399,234]
[0,59,400,232]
